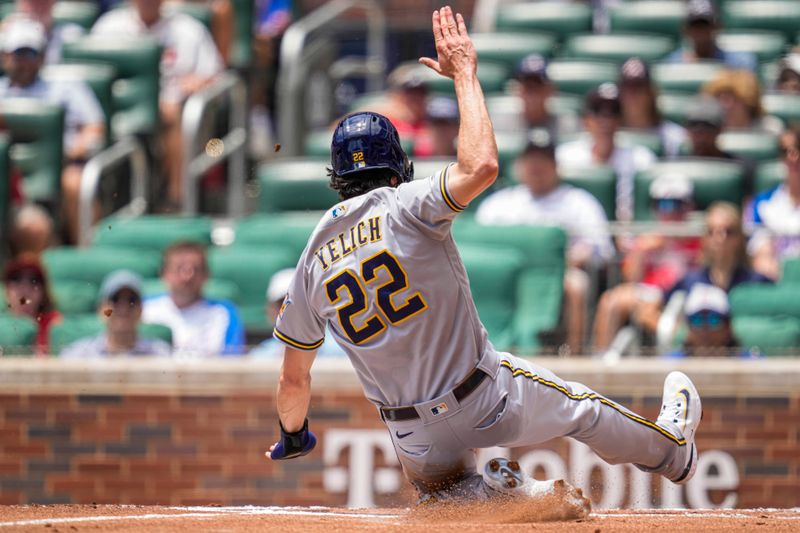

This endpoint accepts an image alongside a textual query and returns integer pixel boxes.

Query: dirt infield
[0,505,798,532]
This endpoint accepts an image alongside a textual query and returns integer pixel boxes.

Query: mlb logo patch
[331,205,347,219]
[431,402,449,416]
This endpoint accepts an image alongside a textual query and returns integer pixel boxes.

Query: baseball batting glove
[268,419,317,460]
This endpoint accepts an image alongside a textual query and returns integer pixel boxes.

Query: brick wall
[0,359,798,507]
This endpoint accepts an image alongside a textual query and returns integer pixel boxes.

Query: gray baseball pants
[382,351,691,497]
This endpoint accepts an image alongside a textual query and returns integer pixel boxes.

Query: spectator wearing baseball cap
[250,268,346,358]
[702,69,782,134]
[556,83,656,221]
[2,254,61,355]
[361,63,430,140]
[671,283,737,357]
[509,53,578,141]
[776,53,800,95]
[413,96,459,157]
[593,174,702,351]
[666,0,756,71]
[2,0,85,64]
[61,270,172,358]
[618,57,686,159]
[0,16,106,244]
[477,129,614,354]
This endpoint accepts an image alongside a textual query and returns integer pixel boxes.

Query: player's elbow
[472,158,499,188]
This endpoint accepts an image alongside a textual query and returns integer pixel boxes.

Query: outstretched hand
[419,6,477,80]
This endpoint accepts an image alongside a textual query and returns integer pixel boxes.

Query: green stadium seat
[0,134,9,242]
[452,220,567,270]
[486,94,582,134]
[0,99,64,209]
[608,1,686,39]
[730,283,800,354]
[471,32,558,68]
[762,93,800,127]
[0,315,37,355]
[651,62,725,94]
[141,277,241,304]
[62,37,161,138]
[723,1,800,41]
[50,314,173,354]
[411,60,510,95]
[43,247,161,284]
[235,213,321,260]
[634,158,745,220]
[229,0,254,68]
[716,31,787,63]
[657,92,697,124]
[209,245,298,332]
[53,1,99,29]
[257,158,338,213]
[92,215,213,251]
[546,60,618,96]
[304,129,413,158]
[457,243,524,350]
[717,130,779,161]
[495,2,593,39]
[754,159,784,193]
[783,258,800,284]
[563,33,675,63]
[41,63,116,146]
[560,165,617,221]
[52,280,99,315]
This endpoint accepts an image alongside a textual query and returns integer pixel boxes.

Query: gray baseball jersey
[273,165,492,406]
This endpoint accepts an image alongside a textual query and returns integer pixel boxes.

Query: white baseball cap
[684,283,730,317]
[649,173,694,201]
[266,268,295,303]
[2,17,47,54]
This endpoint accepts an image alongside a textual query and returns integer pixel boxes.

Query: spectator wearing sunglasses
[748,128,800,279]
[2,255,61,355]
[592,174,702,350]
[61,270,171,357]
[673,283,738,357]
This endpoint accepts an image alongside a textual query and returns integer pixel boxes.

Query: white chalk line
[1,506,798,528]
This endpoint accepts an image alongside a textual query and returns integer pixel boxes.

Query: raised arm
[419,6,498,206]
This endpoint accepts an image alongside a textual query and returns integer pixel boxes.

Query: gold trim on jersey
[499,360,686,446]
[273,328,325,350]
[439,165,465,213]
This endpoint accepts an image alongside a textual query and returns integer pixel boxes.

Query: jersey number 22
[325,249,428,344]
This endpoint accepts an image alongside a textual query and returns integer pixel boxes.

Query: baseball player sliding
[267,6,701,513]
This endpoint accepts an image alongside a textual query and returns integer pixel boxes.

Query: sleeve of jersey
[272,266,326,351]
[396,164,466,238]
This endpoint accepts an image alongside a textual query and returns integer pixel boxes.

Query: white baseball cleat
[656,371,702,485]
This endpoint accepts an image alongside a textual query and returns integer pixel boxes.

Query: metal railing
[78,137,148,247]
[277,0,386,157]
[181,71,247,216]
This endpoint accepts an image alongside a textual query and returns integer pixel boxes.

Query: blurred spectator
[748,128,800,279]
[672,283,738,357]
[617,57,686,159]
[637,202,772,335]
[413,96,459,157]
[3,255,61,355]
[92,0,224,208]
[511,53,578,140]
[366,64,429,139]
[250,268,346,358]
[556,83,656,221]
[2,0,85,63]
[666,0,756,71]
[61,270,172,357]
[8,204,53,258]
[477,131,614,354]
[702,70,783,134]
[178,0,234,64]
[776,53,800,95]
[143,241,244,356]
[593,174,702,350]
[683,95,755,193]
[0,17,105,243]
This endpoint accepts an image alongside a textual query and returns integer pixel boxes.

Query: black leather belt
[380,367,489,422]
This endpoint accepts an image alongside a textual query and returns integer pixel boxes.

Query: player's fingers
[444,6,458,36]
[439,6,451,38]
[431,10,443,42]
[456,12,468,37]
[418,57,442,74]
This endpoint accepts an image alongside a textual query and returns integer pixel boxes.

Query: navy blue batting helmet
[330,112,413,182]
